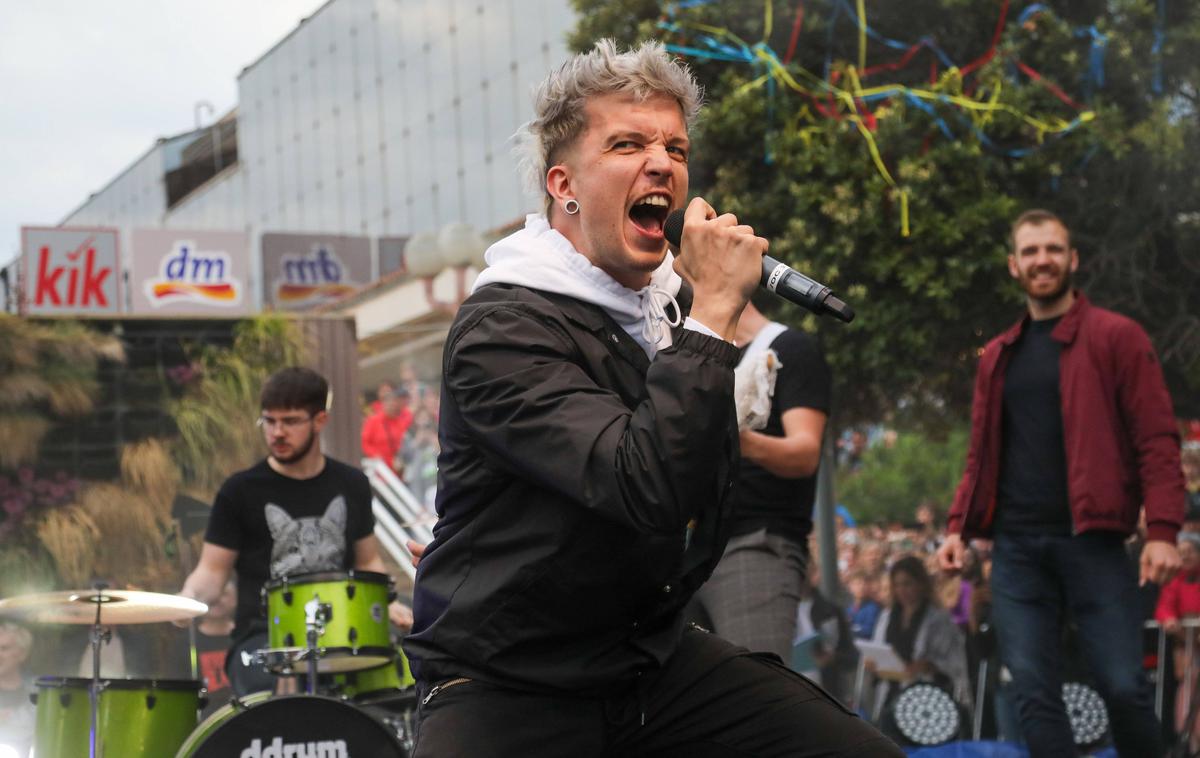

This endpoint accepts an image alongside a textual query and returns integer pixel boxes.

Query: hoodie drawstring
[641,284,681,347]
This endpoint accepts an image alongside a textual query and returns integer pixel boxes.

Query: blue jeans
[991,531,1161,758]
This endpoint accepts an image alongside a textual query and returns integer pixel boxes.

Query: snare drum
[262,570,393,673]
[33,676,202,758]
[175,693,408,757]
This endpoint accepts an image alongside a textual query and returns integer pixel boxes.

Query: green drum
[331,646,415,700]
[262,570,394,673]
[33,676,202,758]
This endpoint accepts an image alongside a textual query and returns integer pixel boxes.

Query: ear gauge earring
[563,199,580,215]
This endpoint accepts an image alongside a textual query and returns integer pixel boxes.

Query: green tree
[569,0,1200,424]
[835,428,968,524]
[171,315,308,498]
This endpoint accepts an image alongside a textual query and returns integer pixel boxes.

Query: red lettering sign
[34,244,112,307]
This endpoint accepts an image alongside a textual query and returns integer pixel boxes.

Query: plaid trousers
[692,527,808,663]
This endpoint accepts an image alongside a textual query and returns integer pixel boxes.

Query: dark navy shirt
[996,316,1072,534]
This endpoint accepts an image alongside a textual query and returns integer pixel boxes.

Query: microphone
[663,209,855,323]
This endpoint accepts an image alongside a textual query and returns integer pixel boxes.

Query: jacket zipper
[421,677,471,706]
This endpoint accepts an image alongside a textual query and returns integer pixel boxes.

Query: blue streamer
[824,0,843,81]
[829,0,957,69]
[1152,0,1166,94]
[902,93,956,140]
[699,33,751,60]
[667,0,721,13]
[850,85,1092,159]
[662,0,1096,166]
[664,43,750,63]
[1073,26,1107,101]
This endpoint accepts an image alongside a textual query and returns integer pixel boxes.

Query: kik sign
[21,227,121,315]
[261,233,369,310]
[131,229,250,314]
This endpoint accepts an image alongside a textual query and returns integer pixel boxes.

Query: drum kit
[0,570,415,757]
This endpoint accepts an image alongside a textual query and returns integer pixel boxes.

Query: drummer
[180,366,412,695]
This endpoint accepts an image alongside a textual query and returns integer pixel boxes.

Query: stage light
[1063,681,1109,747]
[891,683,960,746]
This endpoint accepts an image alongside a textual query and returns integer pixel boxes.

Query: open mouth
[628,194,671,237]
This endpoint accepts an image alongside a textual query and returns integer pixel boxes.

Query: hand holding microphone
[664,208,854,323]
[669,199,771,341]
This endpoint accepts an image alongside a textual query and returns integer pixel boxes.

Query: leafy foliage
[170,315,309,498]
[0,316,125,590]
[835,427,968,524]
[0,315,125,467]
[569,0,1200,424]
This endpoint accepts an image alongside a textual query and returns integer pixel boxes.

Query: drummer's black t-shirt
[204,457,375,645]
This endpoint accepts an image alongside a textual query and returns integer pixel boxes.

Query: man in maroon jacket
[937,209,1185,757]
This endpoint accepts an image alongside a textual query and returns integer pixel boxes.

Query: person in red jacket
[936,209,1185,758]
[1156,533,1200,748]
[361,387,413,477]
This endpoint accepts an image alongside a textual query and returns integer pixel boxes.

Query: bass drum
[175,693,408,757]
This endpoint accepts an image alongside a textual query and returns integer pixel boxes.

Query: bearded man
[180,367,409,695]
[937,209,1185,757]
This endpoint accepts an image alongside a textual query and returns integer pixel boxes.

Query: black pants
[413,628,902,757]
[226,631,277,696]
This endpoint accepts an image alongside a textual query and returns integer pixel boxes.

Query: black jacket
[404,283,741,695]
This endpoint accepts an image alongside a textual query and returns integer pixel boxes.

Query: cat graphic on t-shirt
[265,496,347,578]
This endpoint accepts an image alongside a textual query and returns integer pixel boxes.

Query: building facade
[61,0,576,306]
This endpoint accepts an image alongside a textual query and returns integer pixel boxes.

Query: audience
[1156,532,1200,750]
[361,386,414,477]
[870,557,969,701]
[846,570,882,639]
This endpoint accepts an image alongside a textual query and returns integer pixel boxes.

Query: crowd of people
[798,433,1200,746]
[361,367,441,514]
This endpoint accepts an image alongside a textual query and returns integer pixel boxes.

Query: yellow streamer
[856,0,867,72]
[667,12,1091,238]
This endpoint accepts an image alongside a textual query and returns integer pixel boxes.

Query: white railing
[1145,616,1200,723]
[362,457,436,581]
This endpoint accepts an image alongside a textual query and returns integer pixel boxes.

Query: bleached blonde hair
[515,39,704,212]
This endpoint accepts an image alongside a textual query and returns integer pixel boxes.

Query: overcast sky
[0,0,328,268]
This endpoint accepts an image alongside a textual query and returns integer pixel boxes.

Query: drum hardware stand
[972,658,988,740]
[188,618,199,680]
[86,581,113,758]
[304,595,332,695]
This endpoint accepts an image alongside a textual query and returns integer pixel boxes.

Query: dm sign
[261,233,369,310]
[21,226,122,315]
[130,229,250,314]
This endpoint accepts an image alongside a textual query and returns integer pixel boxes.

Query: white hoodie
[473,215,717,358]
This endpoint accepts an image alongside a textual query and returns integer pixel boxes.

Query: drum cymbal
[0,589,208,624]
